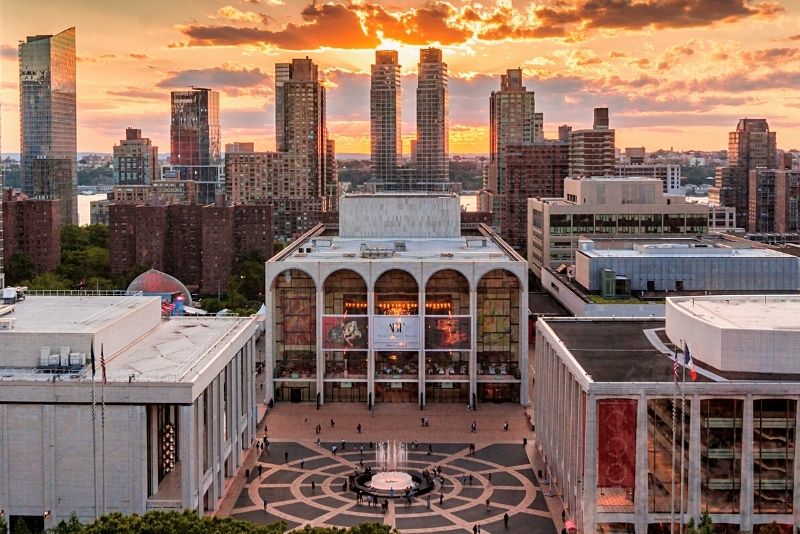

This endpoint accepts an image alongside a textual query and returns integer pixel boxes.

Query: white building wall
[339,194,461,238]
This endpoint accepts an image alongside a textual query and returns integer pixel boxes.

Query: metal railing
[26,290,144,297]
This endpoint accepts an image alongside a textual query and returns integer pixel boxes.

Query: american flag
[673,353,679,384]
[100,346,107,385]
[161,300,175,316]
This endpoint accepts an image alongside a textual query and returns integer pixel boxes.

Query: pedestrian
[263,496,268,511]
[304,417,308,424]
[332,445,337,455]
[258,464,262,476]
[360,445,364,457]
[472,525,478,534]
[357,423,362,433]
[561,509,566,522]
[486,497,491,512]
[359,458,364,468]
[468,474,473,485]
[428,443,432,455]
[426,494,431,509]
[330,418,335,427]
[488,472,492,485]
[284,451,289,463]
[439,492,444,505]
[504,512,509,528]
[503,420,509,431]
[421,417,425,427]
[316,437,321,446]
[342,481,347,493]
[311,480,316,493]
[300,458,305,469]
[341,438,346,450]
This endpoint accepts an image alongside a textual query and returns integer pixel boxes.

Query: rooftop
[669,295,800,332]
[4,294,154,333]
[579,243,792,259]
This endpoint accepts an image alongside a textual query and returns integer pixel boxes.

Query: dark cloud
[107,87,165,100]
[788,34,800,41]
[156,65,270,94]
[177,3,378,49]
[742,47,800,63]
[357,2,471,45]
[128,53,149,60]
[0,44,16,61]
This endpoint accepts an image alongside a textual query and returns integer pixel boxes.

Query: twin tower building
[370,48,450,191]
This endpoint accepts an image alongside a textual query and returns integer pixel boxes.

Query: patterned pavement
[229,439,556,533]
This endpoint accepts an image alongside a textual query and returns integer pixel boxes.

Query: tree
[685,512,713,534]
[51,513,84,534]
[23,272,72,290]
[5,252,36,285]
[14,517,32,534]
[756,522,785,534]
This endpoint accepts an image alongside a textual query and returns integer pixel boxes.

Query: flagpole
[90,342,98,521]
[679,355,686,534]
[101,344,107,516]
[670,348,677,534]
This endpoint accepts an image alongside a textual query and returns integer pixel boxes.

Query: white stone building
[265,193,528,406]
[534,295,800,533]
[0,294,261,530]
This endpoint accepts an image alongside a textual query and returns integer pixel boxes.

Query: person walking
[341,438,346,450]
[468,474,473,486]
[472,525,478,534]
[330,418,335,428]
[332,445,337,455]
[300,458,305,469]
[263,496,269,511]
[503,512,509,528]
[284,451,289,463]
[439,492,444,505]
[428,443,433,455]
[311,480,316,493]
[503,420,509,431]
[258,464,262,476]
[485,497,491,512]
[357,423,362,434]
[360,444,364,457]
[426,494,431,510]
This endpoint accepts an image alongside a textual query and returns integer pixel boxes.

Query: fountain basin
[368,471,414,491]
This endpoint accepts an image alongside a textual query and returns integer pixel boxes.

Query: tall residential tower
[169,87,221,204]
[416,48,449,184]
[370,50,402,183]
[113,128,158,185]
[19,27,77,227]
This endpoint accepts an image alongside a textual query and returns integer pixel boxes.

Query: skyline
[1,0,799,154]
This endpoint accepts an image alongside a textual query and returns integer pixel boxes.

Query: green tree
[0,513,6,534]
[14,517,32,534]
[756,522,784,534]
[685,512,713,534]
[23,272,72,290]
[5,252,36,285]
[51,513,84,534]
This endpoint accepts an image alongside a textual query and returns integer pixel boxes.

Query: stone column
[316,285,324,405]
[582,394,598,534]
[419,276,426,407]
[148,405,159,496]
[688,395,701,522]
[740,395,753,532]
[367,289,375,406]
[179,403,196,510]
[793,400,800,531]
[634,396,648,534]
[264,278,274,404]
[469,288,478,407]
[518,283,528,404]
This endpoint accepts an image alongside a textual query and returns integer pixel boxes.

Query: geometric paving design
[231,441,557,533]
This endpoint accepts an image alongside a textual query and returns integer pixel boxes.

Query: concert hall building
[534,295,800,534]
[264,193,529,406]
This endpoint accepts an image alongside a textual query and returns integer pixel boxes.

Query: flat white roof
[107,317,253,383]
[669,295,800,331]
[581,246,792,259]
[283,237,517,262]
[5,295,157,333]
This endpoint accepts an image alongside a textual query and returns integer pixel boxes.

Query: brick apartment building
[109,202,272,294]
[2,190,61,275]
[749,169,800,233]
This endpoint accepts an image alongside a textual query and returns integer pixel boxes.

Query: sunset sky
[1,0,799,155]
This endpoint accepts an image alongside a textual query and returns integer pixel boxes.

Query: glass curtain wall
[477,269,520,403]
[701,399,743,513]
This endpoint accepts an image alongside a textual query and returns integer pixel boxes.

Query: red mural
[597,399,637,488]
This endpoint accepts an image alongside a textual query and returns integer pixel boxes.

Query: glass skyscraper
[19,27,78,226]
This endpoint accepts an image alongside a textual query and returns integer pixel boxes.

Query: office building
[706,203,737,230]
[0,294,261,528]
[615,162,682,193]
[109,202,272,293]
[370,51,402,183]
[224,142,254,154]
[624,147,646,164]
[558,125,572,142]
[488,68,537,223]
[30,157,76,228]
[569,108,615,177]
[527,177,708,274]
[113,128,158,185]
[709,119,778,228]
[416,48,449,185]
[535,295,800,533]
[534,112,544,142]
[749,169,800,234]
[265,193,527,405]
[499,141,569,251]
[19,27,77,226]
[89,198,110,225]
[170,88,221,204]
[2,190,61,275]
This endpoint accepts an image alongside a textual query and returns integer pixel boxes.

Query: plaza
[219,403,559,533]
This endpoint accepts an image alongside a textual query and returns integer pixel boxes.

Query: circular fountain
[352,441,434,498]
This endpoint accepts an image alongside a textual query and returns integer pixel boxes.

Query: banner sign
[425,316,470,349]
[322,316,368,350]
[373,316,420,349]
[597,399,637,488]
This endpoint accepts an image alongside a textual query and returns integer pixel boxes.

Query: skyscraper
[568,108,615,177]
[274,57,328,197]
[169,87,221,204]
[416,48,449,184]
[113,128,158,185]
[19,27,77,226]
[370,50,402,183]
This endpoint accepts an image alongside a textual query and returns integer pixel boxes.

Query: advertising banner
[425,316,470,350]
[373,316,420,349]
[597,398,637,488]
[322,316,368,349]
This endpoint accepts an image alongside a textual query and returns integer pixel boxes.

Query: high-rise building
[558,125,572,142]
[3,190,61,276]
[534,112,544,142]
[749,169,800,233]
[501,141,569,250]
[113,128,158,185]
[488,68,536,202]
[568,108,615,177]
[19,27,77,225]
[169,87,221,204]
[615,162,682,193]
[710,118,778,228]
[370,50,402,183]
[225,142,255,154]
[273,57,328,197]
[31,158,76,228]
[416,48,449,184]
